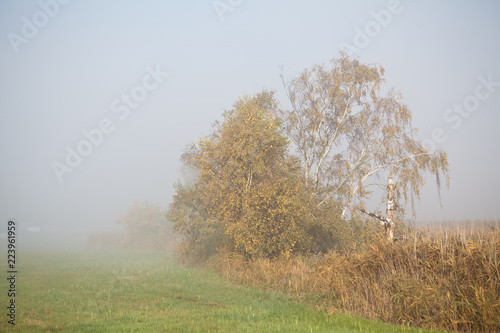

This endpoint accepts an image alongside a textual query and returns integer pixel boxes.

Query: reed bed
[211,221,500,332]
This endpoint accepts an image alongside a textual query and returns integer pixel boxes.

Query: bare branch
[359,208,387,226]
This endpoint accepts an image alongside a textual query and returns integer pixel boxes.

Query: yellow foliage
[169,90,312,259]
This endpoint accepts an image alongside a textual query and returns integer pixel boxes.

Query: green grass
[0,251,443,332]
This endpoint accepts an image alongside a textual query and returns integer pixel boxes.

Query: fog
[1,1,499,250]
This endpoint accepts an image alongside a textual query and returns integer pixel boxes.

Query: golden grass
[210,221,500,332]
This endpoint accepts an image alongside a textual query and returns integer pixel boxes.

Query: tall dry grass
[210,221,500,332]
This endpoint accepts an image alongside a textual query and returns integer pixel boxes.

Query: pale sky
[1,0,499,238]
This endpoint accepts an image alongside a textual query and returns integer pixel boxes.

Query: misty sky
[1,0,499,237]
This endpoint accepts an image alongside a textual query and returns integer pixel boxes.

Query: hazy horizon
[1,1,499,242]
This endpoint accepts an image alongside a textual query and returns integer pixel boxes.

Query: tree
[168,91,311,258]
[278,52,449,238]
[117,200,177,250]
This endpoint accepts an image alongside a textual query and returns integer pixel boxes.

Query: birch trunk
[359,175,396,242]
[385,176,395,242]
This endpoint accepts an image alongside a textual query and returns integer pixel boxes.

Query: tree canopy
[278,51,449,221]
[168,91,311,259]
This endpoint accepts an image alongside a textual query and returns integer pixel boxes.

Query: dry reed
[210,221,500,332]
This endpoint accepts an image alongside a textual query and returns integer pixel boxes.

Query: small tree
[117,200,177,250]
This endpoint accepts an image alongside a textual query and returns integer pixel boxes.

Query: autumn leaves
[169,92,309,259]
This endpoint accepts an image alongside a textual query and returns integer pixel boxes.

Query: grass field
[0,251,443,332]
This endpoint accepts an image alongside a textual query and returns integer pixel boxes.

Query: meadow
[0,251,442,332]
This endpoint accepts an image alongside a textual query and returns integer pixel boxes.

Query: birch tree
[278,52,449,222]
